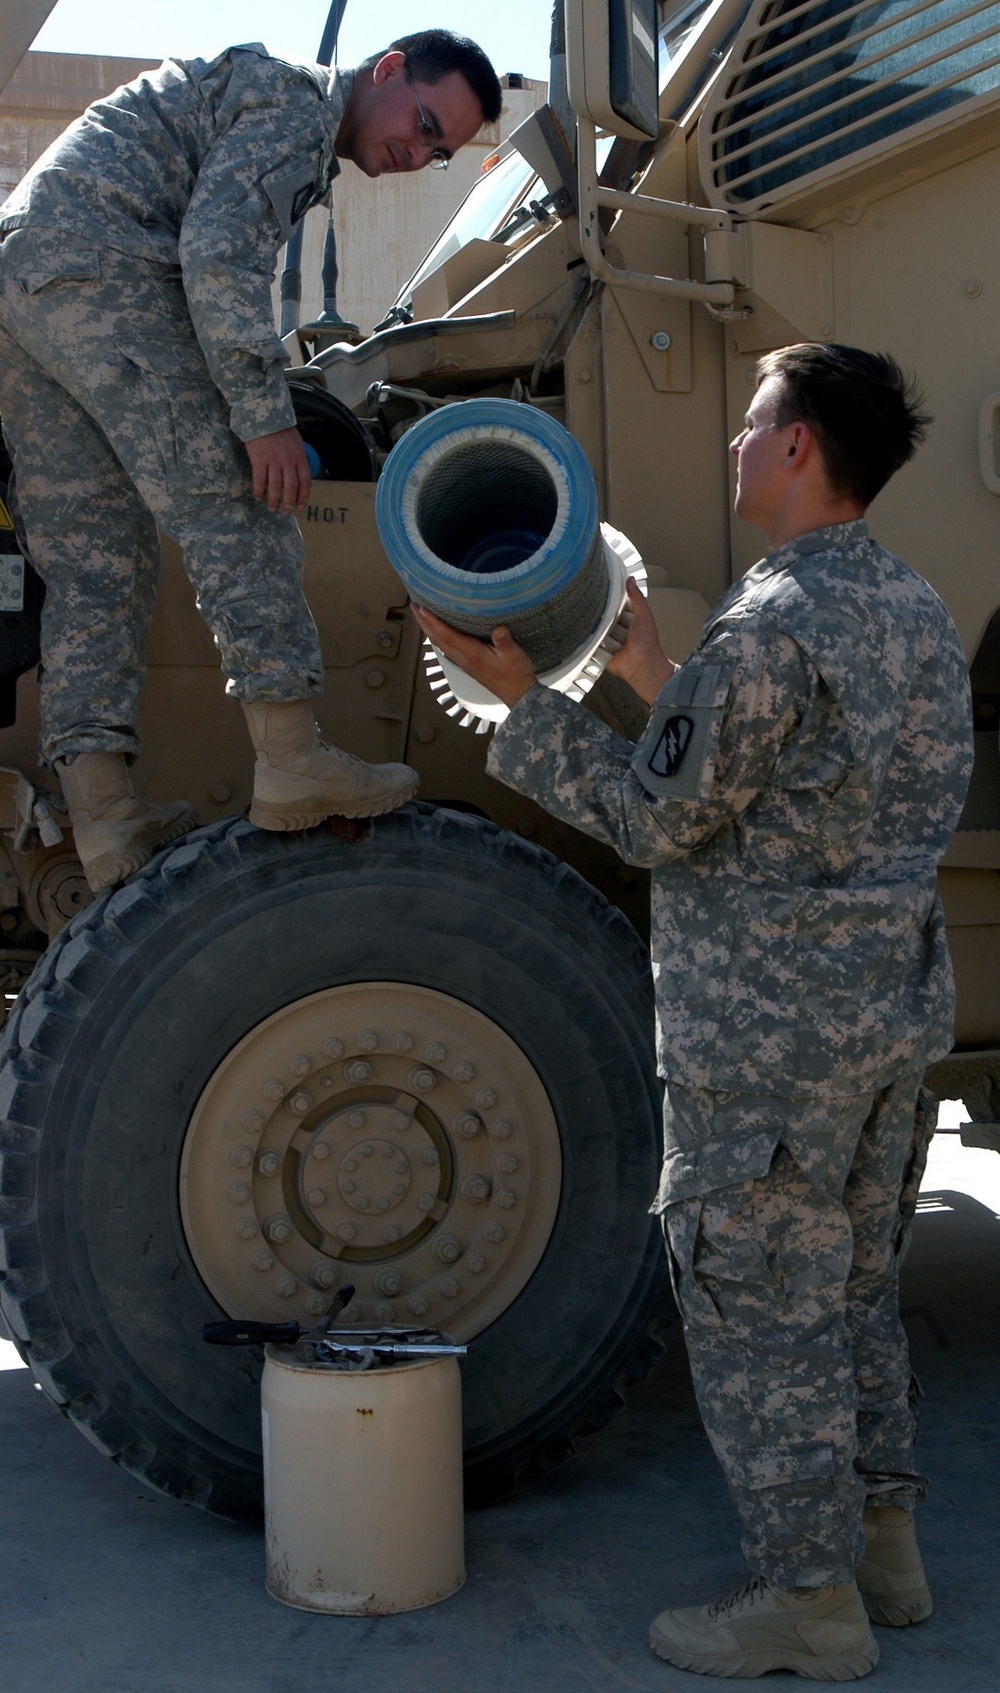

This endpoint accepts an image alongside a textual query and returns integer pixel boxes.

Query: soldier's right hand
[244,427,312,515]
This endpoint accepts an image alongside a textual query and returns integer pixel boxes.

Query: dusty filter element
[375,398,646,731]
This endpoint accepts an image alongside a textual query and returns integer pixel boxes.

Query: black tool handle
[203,1320,302,1347]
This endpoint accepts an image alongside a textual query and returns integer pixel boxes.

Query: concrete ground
[1,1120,997,1693]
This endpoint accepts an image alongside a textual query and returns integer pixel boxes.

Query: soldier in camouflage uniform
[414,344,973,1680]
[0,32,501,890]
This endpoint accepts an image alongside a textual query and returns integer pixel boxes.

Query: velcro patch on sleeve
[631,661,732,800]
[260,158,323,243]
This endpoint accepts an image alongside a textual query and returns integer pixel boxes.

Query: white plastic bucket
[261,1346,465,1614]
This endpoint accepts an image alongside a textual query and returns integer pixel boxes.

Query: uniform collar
[754,518,871,578]
[325,66,355,151]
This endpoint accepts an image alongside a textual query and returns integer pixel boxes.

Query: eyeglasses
[405,65,450,169]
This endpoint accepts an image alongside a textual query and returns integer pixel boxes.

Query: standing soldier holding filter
[0,31,501,890]
[414,343,973,1682]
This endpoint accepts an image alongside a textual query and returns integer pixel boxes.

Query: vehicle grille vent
[703,0,1000,213]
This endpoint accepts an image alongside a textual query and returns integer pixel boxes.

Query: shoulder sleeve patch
[631,661,733,800]
[260,156,324,244]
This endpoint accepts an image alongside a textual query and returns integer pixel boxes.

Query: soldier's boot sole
[856,1506,933,1627]
[82,802,200,892]
[247,772,419,830]
[649,1580,879,1682]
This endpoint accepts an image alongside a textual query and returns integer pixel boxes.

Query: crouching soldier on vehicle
[0,31,501,891]
[414,343,973,1682]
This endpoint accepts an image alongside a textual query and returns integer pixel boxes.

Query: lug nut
[498,1154,519,1174]
[263,1079,285,1102]
[305,1294,329,1317]
[252,1250,274,1272]
[392,1032,414,1053]
[228,1181,251,1204]
[425,1042,446,1063]
[454,1113,482,1139]
[461,1175,490,1204]
[408,1067,435,1092]
[393,1112,411,1131]
[243,1112,265,1133]
[409,1294,430,1317]
[322,1037,344,1060]
[417,1193,435,1212]
[290,1054,312,1077]
[347,1110,366,1129]
[440,1277,460,1298]
[432,1234,462,1264]
[454,1061,475,1083]
[382,1224,400,1243]
[307,1188,326,1207]
[491,1119,513,1140]
[476,1088,498,1109]
[310,1262,338,1289]
[288,1090,312,1115]
[373,1302,394,1323]
[311,1141,331,1161]
[231,1146,253,1167]
[257,1150,281,1177]
[265,1215,293,1244]
[421,1148,439,1166]
[275,1276,297,1298]
[337,1222,356,1242]
[236,1217,258,1240]
[358,1030,379,1052]
[374,1269,403,1297]
[485,1223,505,1242]
[465,1253,486,1274]
[498,1190,516,1209]
[360,1143,373,1158]
[345,1059,372,1083]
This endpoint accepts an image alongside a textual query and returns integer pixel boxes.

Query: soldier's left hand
[244,427,312,515]
[411,606,537,708]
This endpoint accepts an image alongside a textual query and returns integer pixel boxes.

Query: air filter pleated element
[376,399,646,732]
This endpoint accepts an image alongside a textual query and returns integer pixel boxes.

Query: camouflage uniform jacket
[0,45,351,442]
[488,520,973,1125]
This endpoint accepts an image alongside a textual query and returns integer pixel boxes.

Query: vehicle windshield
[394,152,536,311]
[659,0,716,84]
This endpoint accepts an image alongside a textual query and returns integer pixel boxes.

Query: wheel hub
[180,983,561,1339]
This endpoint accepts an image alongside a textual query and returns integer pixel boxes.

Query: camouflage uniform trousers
[661,1070,933,1590]
[0,225,323,765]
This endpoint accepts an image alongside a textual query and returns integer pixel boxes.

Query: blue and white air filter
[375,398,645,731]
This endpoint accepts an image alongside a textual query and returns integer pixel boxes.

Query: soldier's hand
[244,427,311,515]
[606,580,675,705]
[411,606,537,709]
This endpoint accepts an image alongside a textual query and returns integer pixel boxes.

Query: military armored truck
[1,0,998,1518]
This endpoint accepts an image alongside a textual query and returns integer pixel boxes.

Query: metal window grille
[702,0,1000,212]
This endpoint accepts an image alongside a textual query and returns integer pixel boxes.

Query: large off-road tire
[0,806,668,1518]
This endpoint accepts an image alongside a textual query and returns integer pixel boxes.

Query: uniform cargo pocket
[15,248,102,294]
[116,335,238,502]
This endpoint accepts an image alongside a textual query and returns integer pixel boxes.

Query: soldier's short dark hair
[361,30,503,126]
[755,343,931,507]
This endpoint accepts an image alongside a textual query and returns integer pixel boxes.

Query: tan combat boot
[57,752,199,893]
[856,1504,932,1627]
[242,701,419,829]
[649,1575,879,1680]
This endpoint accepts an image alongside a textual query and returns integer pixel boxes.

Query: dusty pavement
[1,1125,997,1693]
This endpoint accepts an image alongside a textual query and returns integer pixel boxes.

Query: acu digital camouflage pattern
[664,1075,933,1587]
[0,47,354,761]
[489,519,972,1586]
[489,520,973,1108]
